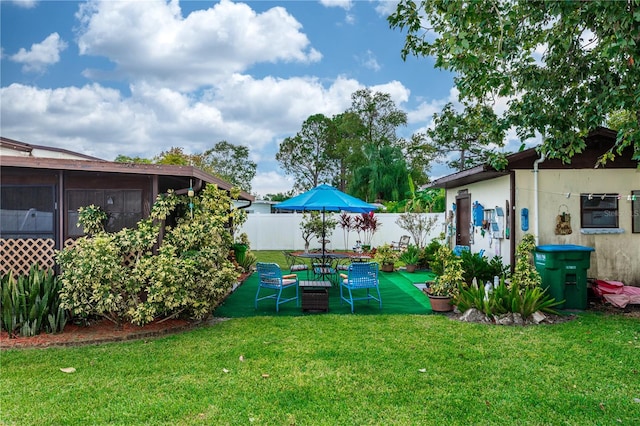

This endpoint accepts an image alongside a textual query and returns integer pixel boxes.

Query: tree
[154,147,191,165]
[349,144,410,202]
[114,155,152,164]
[276,114,339,191]
[389,0,640,164]
[328,111,367,192]
[193,141,257,193]
[426,102,506,172]
[398,133,436,186]
[348,88,408,148]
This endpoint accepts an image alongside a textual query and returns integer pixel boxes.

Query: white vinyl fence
[238,213,446,251]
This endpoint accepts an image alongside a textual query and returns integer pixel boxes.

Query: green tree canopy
[426,102,506,171]
[192,141,257,193]
[276,114,339,192]
[389,0,640,164]
[348,88,408,148]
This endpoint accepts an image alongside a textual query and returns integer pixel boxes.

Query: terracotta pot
[405,264,417,273]
[427,294,453,312]
[381,263,394,272]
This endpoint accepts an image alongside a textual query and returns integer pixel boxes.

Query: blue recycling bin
[534,245,595,310]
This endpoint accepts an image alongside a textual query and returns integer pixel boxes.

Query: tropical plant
[512,234,542,289]
[77,204,108,236]
[420,238,443,269]
[373,243,399,266]
[429,246,463,297]
[355,212,380,248]
[460,251,509,286]
[456,277,562,320]
[1,264,67,338]
[339,212,356,250]
[398,244,420,265]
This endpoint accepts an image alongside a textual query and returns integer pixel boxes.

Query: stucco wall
[444,175,513,265]
[515,168,640,285]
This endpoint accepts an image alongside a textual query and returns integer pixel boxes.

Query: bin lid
[535,244,595,252]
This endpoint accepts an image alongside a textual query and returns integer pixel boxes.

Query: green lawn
[2,311,638,425]
[2,251,638,425]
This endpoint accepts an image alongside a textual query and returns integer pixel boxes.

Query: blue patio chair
[255,262,299,312]
[339,262,382,313]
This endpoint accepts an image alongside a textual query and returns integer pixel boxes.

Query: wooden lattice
[2,237,147,276]
[0,238,56,276]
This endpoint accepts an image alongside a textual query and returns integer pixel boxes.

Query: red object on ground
[593,280,640,308]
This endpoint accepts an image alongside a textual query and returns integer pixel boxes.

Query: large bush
[56,184,241,327]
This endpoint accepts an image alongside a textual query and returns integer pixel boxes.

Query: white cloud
[75,0,321,91]
[9,0,37,9]
[319,0,353,10]
[374,1,399,17]
[359,50,381,72]
[251,171,295,197]
[10,33,68,73]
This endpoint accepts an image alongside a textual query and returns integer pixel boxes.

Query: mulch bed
[2,288,637,350]
[0,318,197,350]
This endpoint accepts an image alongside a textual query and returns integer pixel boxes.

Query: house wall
[515,168,640,285]
[444,175,513,265]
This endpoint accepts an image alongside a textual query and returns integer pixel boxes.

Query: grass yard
[2,312,639,425]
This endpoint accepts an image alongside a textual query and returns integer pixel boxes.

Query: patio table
[299,280,332,312]
[295,252,349,282]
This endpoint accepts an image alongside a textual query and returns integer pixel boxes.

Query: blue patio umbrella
[274,184,377,258]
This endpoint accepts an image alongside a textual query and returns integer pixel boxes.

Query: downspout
[533,152,546,246]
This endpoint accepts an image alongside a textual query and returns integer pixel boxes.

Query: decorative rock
[495,313,514,325]
[512,313,525,326]
[459,308,490,323]
[531,311,547,324]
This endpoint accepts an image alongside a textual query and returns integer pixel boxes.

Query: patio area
[213,269,437,317]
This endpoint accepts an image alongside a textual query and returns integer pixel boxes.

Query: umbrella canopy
[274,184,376,213]
[275,184,377,260]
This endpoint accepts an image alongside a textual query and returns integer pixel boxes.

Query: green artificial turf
[215,269,437,317]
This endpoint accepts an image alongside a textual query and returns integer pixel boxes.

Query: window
[633,191,640,233]
[580,193,618,229]
[67,189,142,236]
[0,185,55,239]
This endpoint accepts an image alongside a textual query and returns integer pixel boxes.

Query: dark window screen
[67,189,142,236]
[0,185,55,239]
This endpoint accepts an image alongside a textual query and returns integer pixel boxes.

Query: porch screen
[0,185,55,239]
[67,189,142,236]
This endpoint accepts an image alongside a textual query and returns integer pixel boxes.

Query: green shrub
[460,251,509,285]
[1,264,67,337]
[399,244,420,265]
[455,278,562,319]
[57,184,240,327]
[454,236,561,320]
[420,238,442,269]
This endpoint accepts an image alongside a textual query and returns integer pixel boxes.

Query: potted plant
[426,246,464,312]
[399,244,420,273]
[373,243,399,272]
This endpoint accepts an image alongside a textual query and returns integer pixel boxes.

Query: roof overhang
[0,155,254,201]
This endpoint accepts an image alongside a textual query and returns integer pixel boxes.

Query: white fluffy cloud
[75,0,321,91]
[10,33,68,73]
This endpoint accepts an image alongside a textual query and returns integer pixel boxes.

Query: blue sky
[1,0,516,197]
